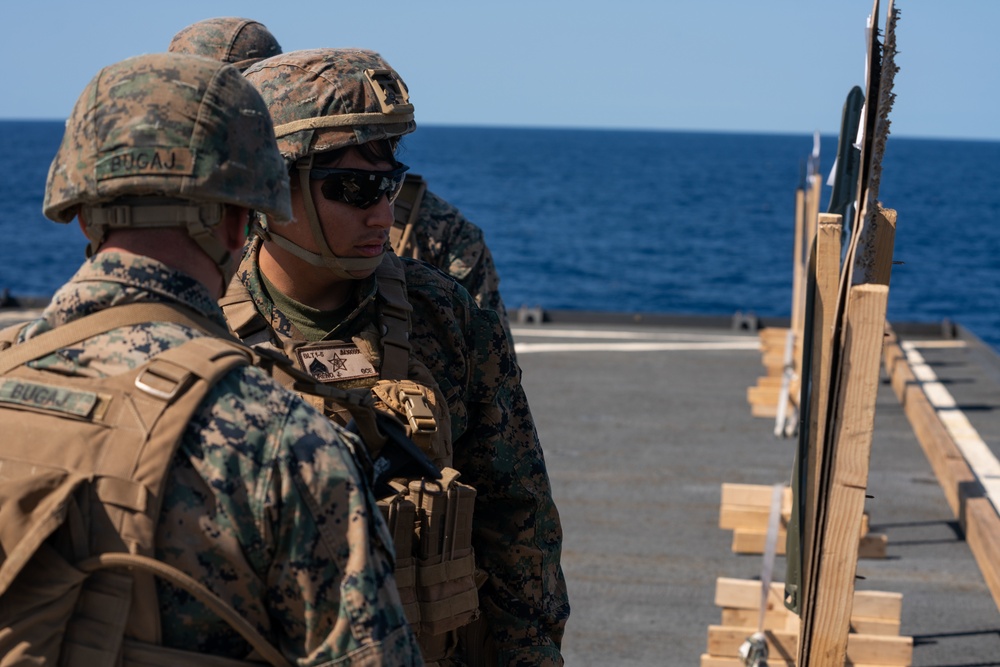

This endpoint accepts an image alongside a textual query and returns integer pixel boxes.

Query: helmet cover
[243,48,416,167]
[43,52,291,224]
[168,17,282,72]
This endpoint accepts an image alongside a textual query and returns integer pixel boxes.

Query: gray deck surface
[512,316,1000,667]
[3,305,1000,666]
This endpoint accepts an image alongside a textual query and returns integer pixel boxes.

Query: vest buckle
[399,386,437,435]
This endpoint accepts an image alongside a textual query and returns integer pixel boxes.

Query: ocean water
[2,121,998,351]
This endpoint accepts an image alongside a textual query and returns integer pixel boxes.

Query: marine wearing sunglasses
[311,162,410,209]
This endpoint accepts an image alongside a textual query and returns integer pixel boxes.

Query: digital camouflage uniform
[7,51,421,665]
[236,48,569,665]
[15,251,421,664]
[233,237,568,665]
[393,185,511,333]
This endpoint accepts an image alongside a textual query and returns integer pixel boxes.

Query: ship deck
[511,311,1000,667]
[3,304,999,666]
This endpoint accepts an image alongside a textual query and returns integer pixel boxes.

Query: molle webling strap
[390,174,427,259]
[218,273,273,342]
[374,254,413,381]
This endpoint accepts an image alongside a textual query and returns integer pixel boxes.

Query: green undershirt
[260,271,356,341]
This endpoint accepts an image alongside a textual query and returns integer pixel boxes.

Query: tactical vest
[221,253,481,664]
[0,302,293,667]
[390,172,428,260]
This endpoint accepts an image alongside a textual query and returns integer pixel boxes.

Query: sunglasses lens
[314,164,408,209]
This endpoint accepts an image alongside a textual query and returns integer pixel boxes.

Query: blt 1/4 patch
[295,341,377,383]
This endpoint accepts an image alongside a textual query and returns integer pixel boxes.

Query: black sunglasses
[310,162,410,209]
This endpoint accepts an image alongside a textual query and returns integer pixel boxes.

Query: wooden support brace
[801,283,891,666]
[705,626,912,665]
[884,328,1000,615]
[713,578,901,622]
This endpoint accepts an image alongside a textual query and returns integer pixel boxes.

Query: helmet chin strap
[81,201,234,284]
[255,155,384,279]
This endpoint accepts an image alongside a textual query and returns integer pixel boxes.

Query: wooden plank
[760,327,791,343]
[700,656,794,667]
[764,350,796,370]
[719,607,898,637]
[805,284,891,666]
[719,506,789,532]
[751,402,779,418]
[701,657,889,667]
[884,327,1000,615]
[844,632,913,666]
[791,186,807,336]
[747,385,781,404]
[713,578,901,622]
[858,533,888,559]
[721,483,791,509]
[963,497,1000,614]
[707,626,799,663]
[794,174,823,381]
[850,590,902,621]
[882,331,975,518]
[720,607,792,631]
[748,385,798,406]
[850,616,902,637]
[799,214,844,618]
[721,484,869,531]
[731,528,884,559]
[868,208,897,287]
[707,626,912,665]
[714,577,786,612]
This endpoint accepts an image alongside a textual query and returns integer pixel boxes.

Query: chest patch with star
[294,341,377,383]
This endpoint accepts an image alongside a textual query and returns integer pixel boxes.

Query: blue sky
[1,1,995,140]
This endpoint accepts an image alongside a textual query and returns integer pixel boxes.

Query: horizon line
[0,118,996,144]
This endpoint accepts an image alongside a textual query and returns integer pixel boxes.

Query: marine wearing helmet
[246,48,415,280]
[170,19,511,331]
[44,52,290,289]
[0,51,419,665]
[222,48,569,666]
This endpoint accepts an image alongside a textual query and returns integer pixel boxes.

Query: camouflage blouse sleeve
[416,191,511,333]
[453,306,570,665]
[156,366,421,665]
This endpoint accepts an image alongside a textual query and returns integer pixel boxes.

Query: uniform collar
[36,250,227,334]
[237,235,378,342]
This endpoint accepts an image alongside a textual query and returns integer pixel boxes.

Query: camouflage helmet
[168,17,282,72]
[243,48,416,167]
[43,52,291,226]
[241,48,414,278]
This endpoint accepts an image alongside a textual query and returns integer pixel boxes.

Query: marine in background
[168,17,512,333]
[168,16,281,72]
[0,52,419,666]
[220,48,568,666]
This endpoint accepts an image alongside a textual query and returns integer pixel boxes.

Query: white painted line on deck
[510,327,754,343]
[514,340,761,354]
[902,341,1000,514]
[900,339,968,349]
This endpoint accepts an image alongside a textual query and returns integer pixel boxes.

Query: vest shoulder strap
[374,254,412,381]
[219,278,272,342]
[390,173,427,259]
[0,302,233,375]
[0,321,27,351]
